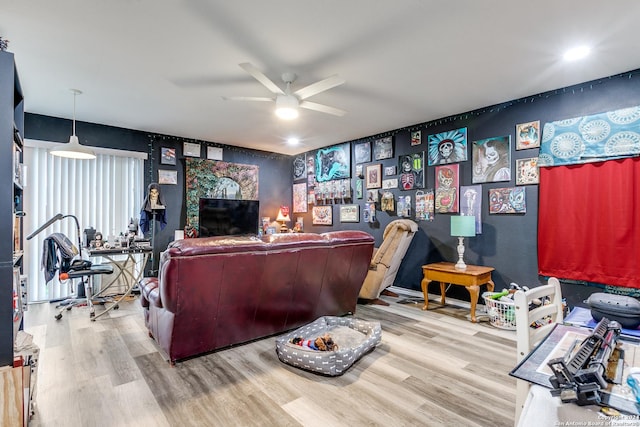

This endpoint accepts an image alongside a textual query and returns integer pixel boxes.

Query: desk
[89,245,152,320]
[420,262,495,322]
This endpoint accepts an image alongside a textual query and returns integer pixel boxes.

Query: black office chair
[29,214,114,320]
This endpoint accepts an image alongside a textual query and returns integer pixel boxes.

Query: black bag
[587,292,640,329]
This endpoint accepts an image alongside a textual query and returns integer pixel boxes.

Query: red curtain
[538,157,640,288]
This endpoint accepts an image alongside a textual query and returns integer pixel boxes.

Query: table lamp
[450,215,476,270]
[276,206,291,233]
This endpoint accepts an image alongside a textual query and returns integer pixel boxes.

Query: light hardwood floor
[24,294,518,427]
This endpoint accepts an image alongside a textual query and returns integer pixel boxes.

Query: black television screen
[198,198,260,237]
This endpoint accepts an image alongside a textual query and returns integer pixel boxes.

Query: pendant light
[50,89,96,159]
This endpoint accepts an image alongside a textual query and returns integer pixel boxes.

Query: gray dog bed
[275,316,382,376]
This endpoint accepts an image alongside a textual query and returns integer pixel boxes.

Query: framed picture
[354,141,371,164]
[373,136,393,160]
[384,166,396,176]
[461,184,483,234]
[160,147,176,165]
[427,127,468,165]
[207,146,223,160]
[293,182,308,213]
[516,120,541,150]
[516,157,540,185]
[312,206,333,225]
[293,154,307,181]
[398,152,425,190]
[355,164,364,178]
[158,169,178,185]
[489,187,526,214]
[339,205,360,223]
[411,130,422,146]
[365,164,382,189]
[435,164,459,213]
[472,135,512,183]
[183,142,201,157]
[315,142,351,182]
[382,178,398,189]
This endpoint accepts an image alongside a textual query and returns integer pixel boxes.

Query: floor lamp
[450,215,476,270]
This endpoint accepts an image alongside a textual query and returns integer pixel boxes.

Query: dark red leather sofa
[138,230,374,363]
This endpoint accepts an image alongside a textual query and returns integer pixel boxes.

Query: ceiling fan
[222,63,346,119]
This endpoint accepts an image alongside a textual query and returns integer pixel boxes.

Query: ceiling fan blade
[221,96,274,102]
[239,63,285,95]
[294,75,345,100]
[299,101,347,117]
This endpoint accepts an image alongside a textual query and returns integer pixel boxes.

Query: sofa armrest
[139,278,160,308]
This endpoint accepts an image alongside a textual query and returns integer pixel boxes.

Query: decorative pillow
[275,316,382,376]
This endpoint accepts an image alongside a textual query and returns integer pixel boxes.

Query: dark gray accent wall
[296,69,640,303]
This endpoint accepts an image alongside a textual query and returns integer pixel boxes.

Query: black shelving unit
[0,50,24,367]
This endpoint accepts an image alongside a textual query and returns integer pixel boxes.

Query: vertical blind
[22,142,145,302]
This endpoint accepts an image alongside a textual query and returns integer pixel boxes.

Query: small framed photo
[516,157,540,185]
[366,164,382,189]
[373,136,393,160]
[384,166,396,176]
[158,169,178,185]
[312,206,333,225]
[207,146,223,160]
[161,147,176,165]
[339,205,360,223]
[516,120,541,150]
[183,142,201,157]
[382,178,398,189]
[266,226,277,235]
[411,130,422,146]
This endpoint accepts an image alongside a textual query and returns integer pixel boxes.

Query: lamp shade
[276,206,291,223]
[450,215,475,237]
[50,135,97,160]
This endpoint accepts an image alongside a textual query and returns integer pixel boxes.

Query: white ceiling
[2,0,640,155]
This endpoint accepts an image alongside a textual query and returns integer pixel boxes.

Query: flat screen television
[198,198,260,237]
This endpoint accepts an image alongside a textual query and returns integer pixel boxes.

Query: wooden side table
[421,262,495,322]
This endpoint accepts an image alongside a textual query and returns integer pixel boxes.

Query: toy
[289,333,338,351]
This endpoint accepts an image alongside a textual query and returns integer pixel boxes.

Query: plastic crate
[482,291,516,330]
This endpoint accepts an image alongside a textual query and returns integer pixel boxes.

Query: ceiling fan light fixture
[50,89,96,160]
[275,95,299,120]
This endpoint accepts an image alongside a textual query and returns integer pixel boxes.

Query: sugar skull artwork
[434,164,459,213]
[489,187,526,214]
[427,127,468,166]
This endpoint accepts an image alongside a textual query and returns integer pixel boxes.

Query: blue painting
[315,143,351,182]
[427,127,468,165]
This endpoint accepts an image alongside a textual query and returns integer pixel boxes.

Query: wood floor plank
[25,293,518,426]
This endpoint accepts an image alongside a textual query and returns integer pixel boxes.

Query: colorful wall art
[185,158,259,230]
[315,143,351,182]
[434,164,459,213]
[515,120,540,150]
[516,157,540,185]
[472,135,511,183]
[427,127,467,165]
[398,152,425,190]
[489,187,526,214]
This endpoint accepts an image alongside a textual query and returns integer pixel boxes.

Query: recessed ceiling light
[287,137,300,145]
[563,46,591,61]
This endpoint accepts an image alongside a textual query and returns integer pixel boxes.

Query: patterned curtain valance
[539,105,640,167]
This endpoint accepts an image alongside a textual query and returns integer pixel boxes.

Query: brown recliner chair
[359,219,419,305]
